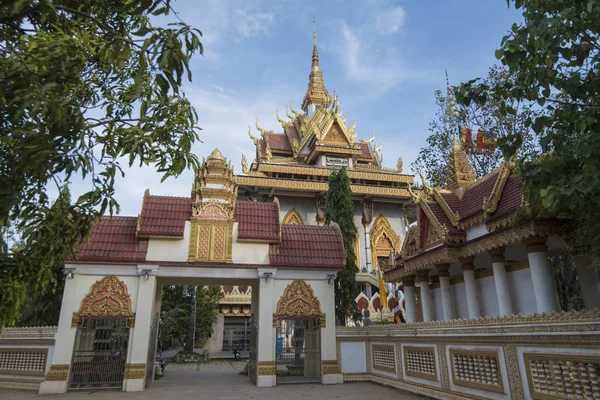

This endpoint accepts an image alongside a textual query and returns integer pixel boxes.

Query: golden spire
[444,71,475,191]
[301,19,331,112]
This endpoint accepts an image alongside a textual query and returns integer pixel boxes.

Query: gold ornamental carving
[282,209,304,225]
[44,364,70,382]
[124,363,146,380]
[370,215,401,270]
[273,280,324,320]
[483,162,514,214]
[74,276,135,320]
[322,360,340,375]
[257,361,276,376]
[188,219,233,263]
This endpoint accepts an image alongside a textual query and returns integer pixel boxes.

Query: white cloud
[375,7,406,35]
[233,10,274,39]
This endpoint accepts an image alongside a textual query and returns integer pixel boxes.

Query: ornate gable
[322,121,350,146]
[72,276,135,326]
[273,280,325,326]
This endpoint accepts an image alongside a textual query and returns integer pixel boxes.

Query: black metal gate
[68,319,130,390]
[145,312,160,388]
[248,314,258,383]
[223,317,250,351]
[275,319,321,384]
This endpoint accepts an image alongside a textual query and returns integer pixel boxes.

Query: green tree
[457,0,600,266]
[0,0,203,328]
[160,285,223,350]
[412,66,537,186]
[325,168,361,325]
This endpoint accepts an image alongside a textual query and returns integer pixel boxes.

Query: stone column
[124,274,158,391]
[574,255,600,310]
[461,258,481,319]
[491,248,514,316]
[417,270,434,322]
[526,240,560,313]
[436,264,454,320]
[403,275,417,324]
[39,274,80,394]
[256,276,276,387]
[363,223,372,272]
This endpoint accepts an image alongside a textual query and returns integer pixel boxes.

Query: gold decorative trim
[273,280,324,320]
[124,363,146,380]
[322,360,340,375]
[234,176,411,197]
[483,163,513,214]
[449,349,505,393]
[282,209,303,225]
[432,188,460,226]
[74,276,135,320]
[372,344,396,373]
[486,213,515,233]
[257,361,276,376]
[187,219,233,263]
[370,215,401,270]
[403,346,438,381]
[44,364,70,382]
[314,144,363,156]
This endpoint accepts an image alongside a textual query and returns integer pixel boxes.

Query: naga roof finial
[248,125,259,145]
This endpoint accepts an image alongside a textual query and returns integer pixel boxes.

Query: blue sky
[85,0,523,216]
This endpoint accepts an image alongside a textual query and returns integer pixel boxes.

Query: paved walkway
[1,361,424,399]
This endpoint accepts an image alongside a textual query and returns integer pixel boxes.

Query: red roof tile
[266,133,292,152]
[76,217,148,263]
[489,176,523,220]
[357,142,373,159]
[458,172,500,220]
[234,200,280,242]
[440,192,461,213]
[269,225,345,269]
[285,125,300,145]
[137,195,192,237]
[427,201,460,233]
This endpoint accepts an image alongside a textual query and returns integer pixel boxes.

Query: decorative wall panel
[449,349,504,393]
[524,353,600,400]
[372,344,396,373]
[404,346,438,381]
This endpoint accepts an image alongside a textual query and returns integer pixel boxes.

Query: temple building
[235,26,414,315]
[385,84,600,324]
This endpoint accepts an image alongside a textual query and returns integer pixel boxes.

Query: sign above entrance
[326,156,349,169]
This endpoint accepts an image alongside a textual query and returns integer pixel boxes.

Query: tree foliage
[325,168,361,325]
[412,66,537,186]
[160,285,223,350]
[0,0,203,328]
[457,0,600,265]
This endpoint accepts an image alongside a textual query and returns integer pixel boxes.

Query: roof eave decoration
[418,171,460,227]
[482,158,516,214]
[407,184,457,244]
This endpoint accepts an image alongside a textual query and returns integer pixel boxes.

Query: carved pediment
[322,122,350,146]
[74,276,134,320]
[273,280,324,322]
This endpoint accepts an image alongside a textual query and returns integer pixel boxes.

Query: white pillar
[437,264,454,320]
[526,241,560,313]
[418,271,434,322]
[39,274,80,394]
[461,259,481,319]
[256,275,276,387]
[574,255,600,309]
[363,223,372,272]
[403,276,417,324]
[491,248,514,316]
[123,274,157,392]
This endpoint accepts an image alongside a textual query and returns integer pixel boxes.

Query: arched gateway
[39,149,344,394]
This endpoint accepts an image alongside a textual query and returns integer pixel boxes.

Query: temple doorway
[275,319,321,384]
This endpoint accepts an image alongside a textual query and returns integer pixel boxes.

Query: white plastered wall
[232,222,270,264]
[146,221,190,262]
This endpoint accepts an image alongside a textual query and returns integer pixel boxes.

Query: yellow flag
[378,266,388,310]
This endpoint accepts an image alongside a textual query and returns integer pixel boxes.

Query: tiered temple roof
[236,28,414,200]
